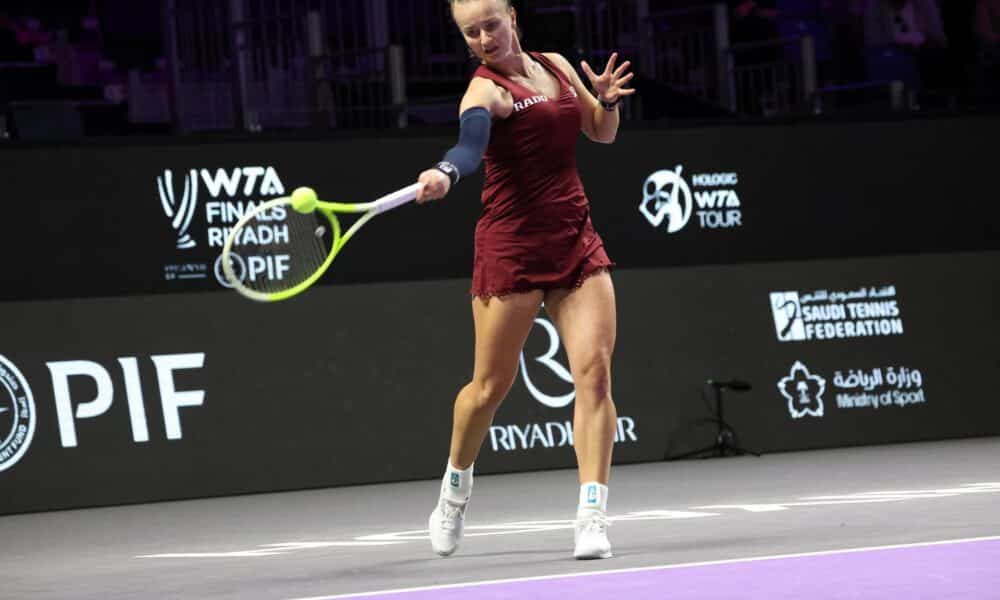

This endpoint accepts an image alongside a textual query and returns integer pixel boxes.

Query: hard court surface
[4,437,999,599]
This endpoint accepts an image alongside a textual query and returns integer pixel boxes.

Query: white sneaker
[574,511,612,559]
[429,498,468,557]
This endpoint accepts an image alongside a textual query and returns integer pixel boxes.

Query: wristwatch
[599,96,621,111]
[434,161,460,186]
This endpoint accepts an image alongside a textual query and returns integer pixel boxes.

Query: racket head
[221,198,341,302]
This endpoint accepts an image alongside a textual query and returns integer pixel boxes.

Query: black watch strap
[599,96,621,111]
[434,161,460,186]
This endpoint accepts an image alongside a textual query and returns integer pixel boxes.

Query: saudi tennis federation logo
[640,166,692,233]
[770,292,806,341]
[778,361,825,419]
[0,354,37,473]
[157,169,199,249]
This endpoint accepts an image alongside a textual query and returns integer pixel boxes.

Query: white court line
[286,534,1000,600]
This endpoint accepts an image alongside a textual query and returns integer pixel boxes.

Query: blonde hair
[449,0,512,9]
[448,0,522,41]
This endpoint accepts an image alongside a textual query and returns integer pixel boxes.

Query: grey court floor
[4,437,999,600]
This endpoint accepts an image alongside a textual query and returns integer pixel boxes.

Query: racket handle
[374,183,421,214]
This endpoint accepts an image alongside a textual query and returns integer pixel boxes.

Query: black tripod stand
[667,379,760,460]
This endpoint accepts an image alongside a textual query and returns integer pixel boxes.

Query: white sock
[441,461,473,505]
[578,482,609,515]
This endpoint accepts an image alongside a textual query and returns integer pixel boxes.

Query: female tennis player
[416,0,634,560]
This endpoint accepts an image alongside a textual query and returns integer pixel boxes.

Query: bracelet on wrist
[599,96,621,111]
[434,161,460,186]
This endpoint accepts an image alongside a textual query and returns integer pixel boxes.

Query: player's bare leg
[429,289,544,557]
[545,270,617,559]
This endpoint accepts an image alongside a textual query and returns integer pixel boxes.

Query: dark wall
[1,116,998,514]
[1,252,998,515]
[1,115,997,301]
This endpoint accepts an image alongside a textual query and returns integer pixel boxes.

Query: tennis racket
[220,183,419,302]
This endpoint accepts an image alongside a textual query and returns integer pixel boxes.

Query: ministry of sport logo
[0,354,36,473]
[778,361,826,419]
[769,285,903,342]
[156,166,287,287]
[778,361,928,420]
[640,166,743,233]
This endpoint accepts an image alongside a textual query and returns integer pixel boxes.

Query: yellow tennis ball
[291,186,318,214]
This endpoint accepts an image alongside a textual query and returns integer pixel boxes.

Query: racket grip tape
[374,183,421,214]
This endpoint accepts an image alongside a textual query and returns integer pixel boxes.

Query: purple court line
[301,537,1000,600]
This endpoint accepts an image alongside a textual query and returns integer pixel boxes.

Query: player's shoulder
[540,51,569,64]
[540,52,582,84]
[468,74,498,89]
[540,52,575,74]
[462,75,512,117]
[465,75,506,102]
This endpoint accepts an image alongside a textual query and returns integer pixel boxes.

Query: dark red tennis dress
[469,52,613,298]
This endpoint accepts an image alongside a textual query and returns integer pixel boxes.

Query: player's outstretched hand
[416,169,451,204]
[581,52,636,105]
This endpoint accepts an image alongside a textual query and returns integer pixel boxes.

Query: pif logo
[0,355,36,473]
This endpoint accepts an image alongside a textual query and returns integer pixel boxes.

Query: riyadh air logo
[490,310,639,453]
[640,167,692,233]
[0,354,37,473]
[778,361,826,419]
[519,316,574,408]
[157,169,199,249]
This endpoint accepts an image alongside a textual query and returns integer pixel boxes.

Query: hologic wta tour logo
[488,313,638,453]
[769,285,904,342]
[640,166,743,233]
[0,355,36,473]
[155,166,287,287]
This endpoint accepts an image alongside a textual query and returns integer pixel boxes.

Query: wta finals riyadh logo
[0,354,37,473]
[640,166,692,233]
[778,361,826,419]
[156,169,199,249]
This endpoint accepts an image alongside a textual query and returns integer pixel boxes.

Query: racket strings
[231,204,338,296]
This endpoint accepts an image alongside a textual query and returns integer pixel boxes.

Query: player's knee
[573,350,613,405]
[470,375,514,412]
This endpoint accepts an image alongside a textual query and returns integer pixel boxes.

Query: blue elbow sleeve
[437,107,491,185]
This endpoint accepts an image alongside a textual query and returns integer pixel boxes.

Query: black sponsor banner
[1,116,998,302]
[1,251,998,514]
